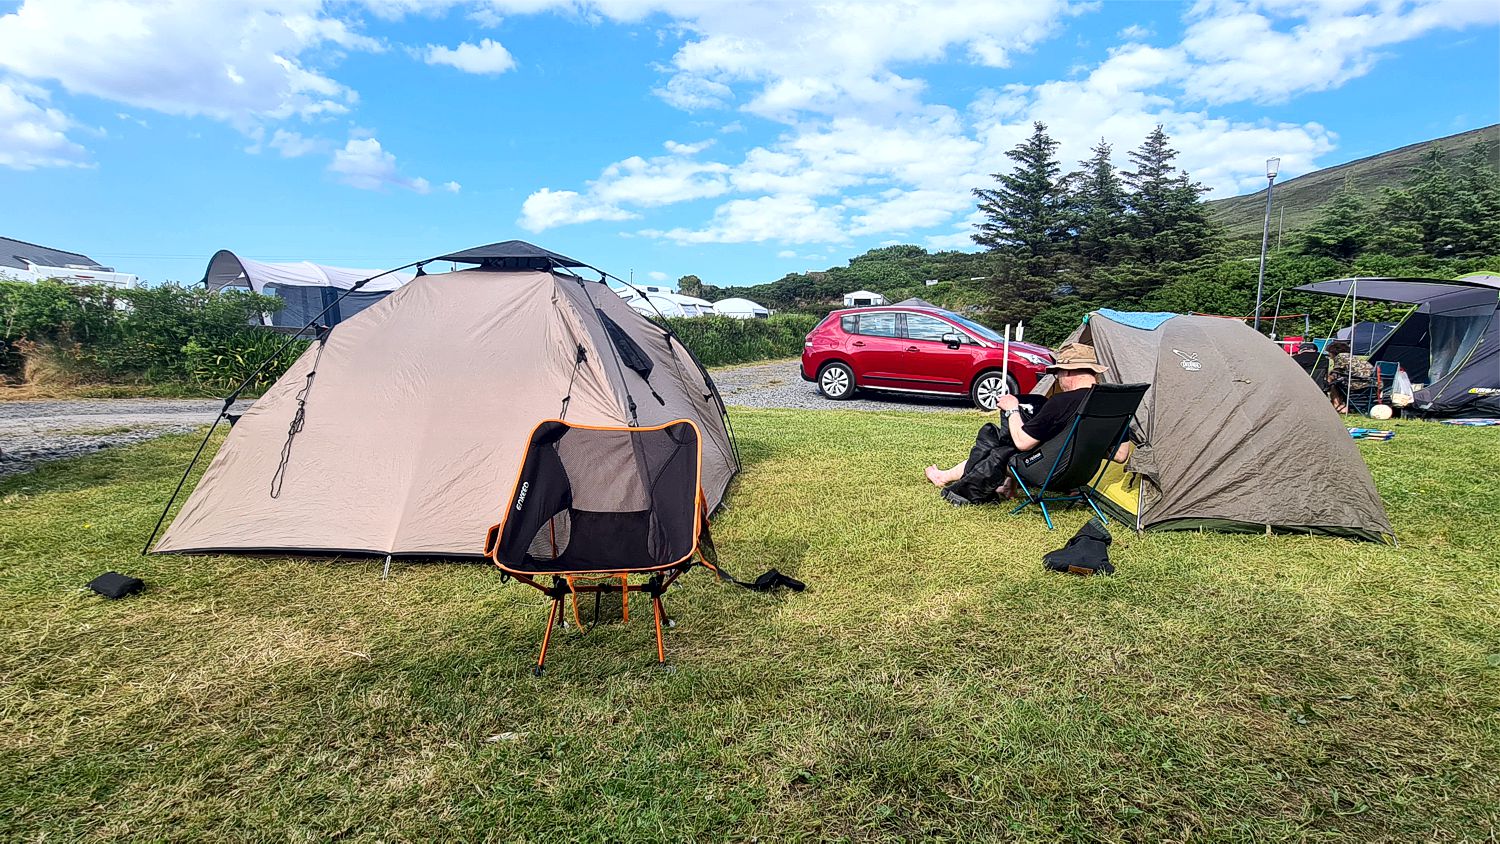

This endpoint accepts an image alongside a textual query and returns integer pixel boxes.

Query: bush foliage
[0,280,295,391]
[661,313,819,367]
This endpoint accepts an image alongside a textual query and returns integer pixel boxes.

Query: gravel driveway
[0,398,225,479]
[1,362,973,478]
[714,360,975,413]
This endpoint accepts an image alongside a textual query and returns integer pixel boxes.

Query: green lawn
[2,409,1498,841]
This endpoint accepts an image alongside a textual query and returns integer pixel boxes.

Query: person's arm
[1111,441,1131,463]
[996,394,1041,450]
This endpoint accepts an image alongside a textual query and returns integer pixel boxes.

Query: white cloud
[443,180,462,193]
[665,138,715,155]
[1117,24,1152,40]
[269,129,322,158]
[328,137,435,193]
[648,270,669,281]
[0,0,362,126]
[0,79,88,169]
[776,249,797,258]
[644,194,847,245]
[518,188,637,231]
[648,0,1077,120]
[422,38,517,75]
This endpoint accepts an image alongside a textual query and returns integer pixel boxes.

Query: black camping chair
[1007,383,1149,530]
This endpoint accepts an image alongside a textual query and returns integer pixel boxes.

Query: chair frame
[1007,384,1147,531]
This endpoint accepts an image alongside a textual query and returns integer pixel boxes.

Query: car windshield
[939,312,1004,344]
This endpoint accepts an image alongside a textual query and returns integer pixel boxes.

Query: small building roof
[1,235,107,272]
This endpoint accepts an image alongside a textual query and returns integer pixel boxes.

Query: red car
[800,306,1054,410]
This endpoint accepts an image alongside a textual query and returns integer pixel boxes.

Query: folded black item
[87,571,145,599]
[1042,518,1115,576]
[749,568,806,592]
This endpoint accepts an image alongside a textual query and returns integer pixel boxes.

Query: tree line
[696,124,1498,344]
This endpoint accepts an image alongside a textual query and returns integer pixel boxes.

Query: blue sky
[1,0,1496,289]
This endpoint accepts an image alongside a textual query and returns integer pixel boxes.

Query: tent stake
[382,555,392,581]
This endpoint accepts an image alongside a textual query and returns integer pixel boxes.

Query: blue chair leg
[1037,498,1055,530]
[1081,489,1109,525]
[1009,468,1035,515]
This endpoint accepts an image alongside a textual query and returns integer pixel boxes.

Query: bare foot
[924,465,946,487]
[996,479,1016,500]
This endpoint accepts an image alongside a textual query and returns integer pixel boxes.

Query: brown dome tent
[149,241,739,559]
[1042,310,1394,543]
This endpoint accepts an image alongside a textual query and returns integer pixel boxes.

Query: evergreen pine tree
[1121,125,1217,265]
[1373,147,1475,258]
[972,122,1070,260]
[1299,175,1370,262]
[1067,139,1128,265]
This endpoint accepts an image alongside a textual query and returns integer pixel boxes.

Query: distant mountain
[1207,124,1500,240]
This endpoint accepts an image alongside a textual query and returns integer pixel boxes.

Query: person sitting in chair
[1323,340,1375,413]
[924,342,1129,506]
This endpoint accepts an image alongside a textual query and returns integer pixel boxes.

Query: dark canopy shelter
[1295,275,1499,416]
[1336,321,1398,355]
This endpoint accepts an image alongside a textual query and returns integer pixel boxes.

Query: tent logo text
[1172,349,1202,372]
[515,482,529,511]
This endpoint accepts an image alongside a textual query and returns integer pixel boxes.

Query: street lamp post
[1253,157,1280,333]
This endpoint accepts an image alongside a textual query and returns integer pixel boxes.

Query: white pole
[1015,321,1025,343]
[1001,324,1011,398]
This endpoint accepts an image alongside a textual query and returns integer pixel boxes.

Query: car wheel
[817,362,856,400]
[970,371,1019,411]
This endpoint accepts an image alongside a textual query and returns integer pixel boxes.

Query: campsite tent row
[153,241,1394,558]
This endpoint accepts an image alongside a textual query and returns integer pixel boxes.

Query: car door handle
[905,346,919,352]
[851,340,865,346]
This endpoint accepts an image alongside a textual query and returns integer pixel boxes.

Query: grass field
[2,409,1498,841]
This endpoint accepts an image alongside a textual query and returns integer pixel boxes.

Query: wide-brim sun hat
[1046,342,1109,374]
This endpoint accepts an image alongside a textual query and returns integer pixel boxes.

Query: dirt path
[0,399,226,479]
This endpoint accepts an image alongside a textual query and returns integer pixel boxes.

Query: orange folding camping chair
[484,418,726,675]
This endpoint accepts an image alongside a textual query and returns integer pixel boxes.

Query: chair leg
[1037,497,1055,530]
[1081,489,1109,525]
[652,595,667,665]
[534,597,562,677]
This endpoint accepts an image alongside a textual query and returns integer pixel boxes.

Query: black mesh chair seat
[1008,383,1149,530]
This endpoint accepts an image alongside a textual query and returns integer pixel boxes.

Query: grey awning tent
[202,251,415,329]
[893,297,939,309]
[1295,275,1499,416]
[1038,309,1394,542]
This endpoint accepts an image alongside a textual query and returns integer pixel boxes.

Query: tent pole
[382,555,392,581]
[1347,280,1358,409]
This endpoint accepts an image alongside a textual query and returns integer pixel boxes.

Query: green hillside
[1208,124,1500,239]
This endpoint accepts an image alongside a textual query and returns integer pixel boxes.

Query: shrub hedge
[2,280,818,391]
[660,313,820,367]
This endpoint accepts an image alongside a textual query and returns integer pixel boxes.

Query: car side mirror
[941,332,963,349]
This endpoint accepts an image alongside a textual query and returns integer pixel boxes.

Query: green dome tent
[1042,310,1394,543]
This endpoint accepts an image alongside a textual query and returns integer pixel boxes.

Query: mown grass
[1,410,1497,841]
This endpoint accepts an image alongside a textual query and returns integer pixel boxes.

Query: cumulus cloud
[269,129,322,157]
[519,188,637,231]
[0,78,88,169]
[421,38,517,74]
[0,0,363,126]
[328,137,435,192]
[443,180,462,193]
[647,270,669,281]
